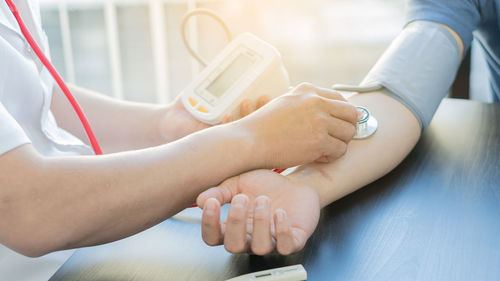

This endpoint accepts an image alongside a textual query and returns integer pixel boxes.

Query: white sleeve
[0,102,31,156]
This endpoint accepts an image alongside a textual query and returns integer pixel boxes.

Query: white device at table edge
[181,32,290,124]
[226,264,307,281]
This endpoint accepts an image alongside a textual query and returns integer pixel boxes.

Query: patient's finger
[197,187,226,208]
[257,95,271,109]
[250,196,274,255]
[274,209,297,255]
[224,194,250,253]
[202,198,223,246]
[196,178,238,207]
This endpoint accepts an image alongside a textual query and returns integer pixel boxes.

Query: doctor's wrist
[202,122,262,173]
[157,98,213,145]
[155,103,177,143]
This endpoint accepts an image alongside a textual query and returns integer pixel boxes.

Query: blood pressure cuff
[360,20,461,130]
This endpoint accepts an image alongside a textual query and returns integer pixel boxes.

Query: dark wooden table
[50,99,500,281]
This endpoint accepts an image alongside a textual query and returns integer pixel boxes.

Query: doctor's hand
[196,169,320,255]
[237,83,358,169]
[158,94,271,143]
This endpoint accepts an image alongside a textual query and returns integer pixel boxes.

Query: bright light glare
[39,0,405,100]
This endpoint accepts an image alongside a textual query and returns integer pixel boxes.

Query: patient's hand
[196,169,320,255]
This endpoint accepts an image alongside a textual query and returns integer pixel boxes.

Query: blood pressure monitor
[181,33,290,124]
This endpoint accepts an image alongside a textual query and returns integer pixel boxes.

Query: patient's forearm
[289,92,421,207]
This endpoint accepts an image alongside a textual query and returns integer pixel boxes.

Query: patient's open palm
[196,169,320,255]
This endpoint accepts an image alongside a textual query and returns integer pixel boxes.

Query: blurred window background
[39,0,405,104]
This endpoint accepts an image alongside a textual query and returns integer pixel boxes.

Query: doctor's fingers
[221,115,233,124]
[240,95,272,117]
[202,198,224,246]
[293,83,346,102]
[326,116,357,143]
[315,135,348,162]
[322,99,359,126]
[224,194,251,253]
[314,89,347,103]
[250,196,275,255]
[257,95,271,109]
[240,99,253,117]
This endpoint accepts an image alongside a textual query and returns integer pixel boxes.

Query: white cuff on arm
[360,21,461,130]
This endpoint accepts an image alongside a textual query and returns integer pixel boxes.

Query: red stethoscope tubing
[6,0,286,208]
[5,0,103,155]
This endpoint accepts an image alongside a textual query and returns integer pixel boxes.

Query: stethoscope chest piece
[354,106,377,139]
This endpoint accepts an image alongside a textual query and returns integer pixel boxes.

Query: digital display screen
[206,53,255,98]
